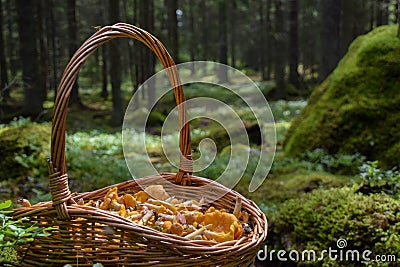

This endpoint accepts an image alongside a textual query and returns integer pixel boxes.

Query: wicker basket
[13,23,267,267]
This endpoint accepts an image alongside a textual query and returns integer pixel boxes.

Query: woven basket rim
[14,173,267,249]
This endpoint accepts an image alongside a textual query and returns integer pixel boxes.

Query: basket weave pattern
[13,23,267,266]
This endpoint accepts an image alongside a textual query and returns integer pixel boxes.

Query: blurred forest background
[1,0,400,266]
[0,0,399,122]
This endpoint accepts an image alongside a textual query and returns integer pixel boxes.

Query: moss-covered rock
[271,187,400,266]
[0,124,50,181]
[284,25,400,168]
[247,172,348,206]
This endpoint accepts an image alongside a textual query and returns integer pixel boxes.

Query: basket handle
[49,23,192,219]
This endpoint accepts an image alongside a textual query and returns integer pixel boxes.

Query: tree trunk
[189,0,196,75]
[17,0,44,118]
[36,0,49,104]
[320,0,341,81]
[369,0,375,30]
[265,0,272,80]
[109,0,124,126]
[146,0,155,110]
[67,0,81,105]
[288,0,299,89]
[382,0,389,25]
[376,0,383,26]
[138,0,156,109]
[376,0,389,26]
[259,0,265,79]
[166,0,179,62]
[229,0,237,68]
[47,0,58,95]
[341,0,369,56]
[273,0,286,99]
[101,46,108,100]
[200,0,208,74]
[6,1,17,80]
[218,0,228,83]
[132,0,139,108]
[138,0,147,101]
[97,1,108,100]
[0,0,9,99]
[341,0,354,55]
[124,0,138,98]
[397,0,400,37]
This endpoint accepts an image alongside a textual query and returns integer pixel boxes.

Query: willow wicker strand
[12,23,267,267]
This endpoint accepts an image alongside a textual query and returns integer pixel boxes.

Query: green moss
[247,172,348,205]
[0,247,18,263]
[271,187,400,265]
[284,25,400,168]
[0,124,50,181]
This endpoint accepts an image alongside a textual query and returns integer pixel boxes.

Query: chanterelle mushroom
[123,194,137,209]
[203,208,243,242]
[78,185,249,242]
[144,185,170,201]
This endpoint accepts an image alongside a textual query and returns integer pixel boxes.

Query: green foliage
[271,187,400,265]
[0,119,51,201]
[269,100,307,122]
[275,121,291,146]
[0,117,32,129]
[66,130,130,192]
[0,200,53,263]
[284,25,400,168]
[300,149,366,175]
[273,149,366,175]
[0,122,50,181]
[195,144,265,183]
[356,161,400,197]
[0,200,53,247]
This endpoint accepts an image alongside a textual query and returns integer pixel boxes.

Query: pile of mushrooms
[78,185,252,242]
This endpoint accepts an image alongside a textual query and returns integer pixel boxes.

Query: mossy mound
[0,123,50,180]
[247,172,348,206]
[284,25,400,168]
[271,187,400,266]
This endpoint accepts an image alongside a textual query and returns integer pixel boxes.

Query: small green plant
[269,100,307,123]
[273,149,366,175]
[0,200,52,246]
[302,149,367,175]
[0,200,53,263]
[0,117,33,129]
[357,161,400,197]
